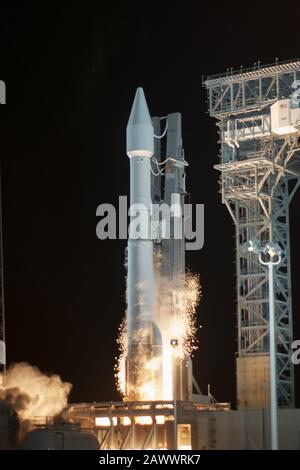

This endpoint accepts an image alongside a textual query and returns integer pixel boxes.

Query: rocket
[125,88,163,400]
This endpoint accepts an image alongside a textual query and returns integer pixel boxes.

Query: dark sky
[1,3,300,407]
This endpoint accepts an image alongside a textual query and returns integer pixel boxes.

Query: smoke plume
[0,362,72,448]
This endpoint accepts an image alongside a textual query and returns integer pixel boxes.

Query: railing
[205,58,300,82]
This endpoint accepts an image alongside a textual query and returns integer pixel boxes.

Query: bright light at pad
[155,415,165,425]
[122,417,131,426]
[135,416,152,425]
[95,417,110,427]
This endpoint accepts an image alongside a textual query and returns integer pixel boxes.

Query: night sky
[1,3,300,407]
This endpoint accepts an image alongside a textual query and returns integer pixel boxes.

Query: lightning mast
[0,164,5,373]
[204,59,300,409]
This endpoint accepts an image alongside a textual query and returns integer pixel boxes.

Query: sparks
[115,272,201,401]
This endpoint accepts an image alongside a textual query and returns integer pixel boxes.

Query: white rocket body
[126,88,162,400]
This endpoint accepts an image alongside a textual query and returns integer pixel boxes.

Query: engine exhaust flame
[116,272,201,401]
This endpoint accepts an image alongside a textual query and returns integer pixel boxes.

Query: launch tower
[204,59,300,409]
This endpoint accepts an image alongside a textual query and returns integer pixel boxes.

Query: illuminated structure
[204,59,300,409]
[62,400,230,450]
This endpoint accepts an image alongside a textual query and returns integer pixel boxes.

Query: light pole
[243,240,282,450]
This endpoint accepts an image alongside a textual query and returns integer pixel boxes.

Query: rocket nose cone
[127,87,152,127]
[126,87,154,158]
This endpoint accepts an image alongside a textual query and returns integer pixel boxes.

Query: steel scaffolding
[204,59,300,408]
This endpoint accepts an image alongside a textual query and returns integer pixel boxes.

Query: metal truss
[62,400,230,450]
[204,60,300,408]
[205,59,300,117]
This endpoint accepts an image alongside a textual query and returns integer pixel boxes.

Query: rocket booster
[125,88,162,400]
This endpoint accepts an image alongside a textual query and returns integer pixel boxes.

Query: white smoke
[0,362,72,421]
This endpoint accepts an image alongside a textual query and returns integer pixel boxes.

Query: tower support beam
[204,59,300,409]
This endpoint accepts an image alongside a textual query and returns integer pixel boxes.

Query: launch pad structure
[62,400,230,450]
[203,59,300,410]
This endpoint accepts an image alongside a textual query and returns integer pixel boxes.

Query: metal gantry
[204,59,300,409]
